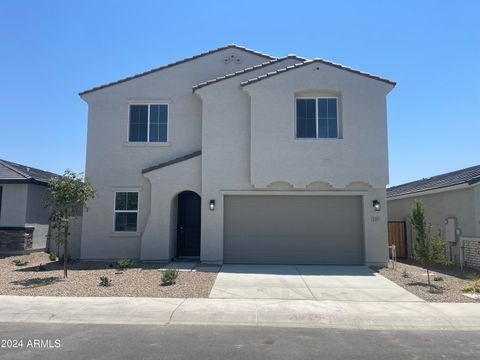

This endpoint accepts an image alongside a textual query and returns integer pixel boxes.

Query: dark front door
[176,191,201,257]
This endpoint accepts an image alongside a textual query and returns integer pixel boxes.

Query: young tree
[410,199,448,286]
[46,170,95,278]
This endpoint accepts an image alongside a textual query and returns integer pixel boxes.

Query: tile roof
[192,55,306,91]
[79,44,276,96]
[142,151,202,174]
[0,159,60,185]
[387,165,480,198]
[240,59,396,87]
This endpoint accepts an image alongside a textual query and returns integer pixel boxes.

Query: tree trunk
[64,222,68,279]
[426,268,430,286]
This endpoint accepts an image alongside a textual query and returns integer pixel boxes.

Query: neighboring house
[0,159,58,254]
[79,44,395,265]
[387,165,480,268]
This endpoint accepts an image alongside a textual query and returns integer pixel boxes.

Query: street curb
[1,296,479,331]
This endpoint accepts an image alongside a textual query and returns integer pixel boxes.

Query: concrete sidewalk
[1,295,479,330]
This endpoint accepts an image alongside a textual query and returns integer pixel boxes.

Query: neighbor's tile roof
[240,59,396,87]
[387,165,480,198]
[142,151,202,174]
[0,159,59,185]
[79,44,276,96]
[192,55,306,91]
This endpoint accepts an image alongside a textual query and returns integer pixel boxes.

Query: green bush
[465,273,480,281]
[34,264,46,272]
[410,199,448,286]
[99,276,112,287]
[433,276,444,282]
[49,252,57,261]
[462,285,475,292]
[116,258,134,270]
[428,286,443,294]
[12,259,29,266]
[161,268,179,286]
[401,269,410,278]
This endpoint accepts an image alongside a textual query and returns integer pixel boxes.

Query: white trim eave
[387,182,479,201]
[220,189,369,196]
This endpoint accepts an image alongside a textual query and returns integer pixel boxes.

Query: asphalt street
[0,323,479,360]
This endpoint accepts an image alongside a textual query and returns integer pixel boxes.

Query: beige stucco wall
[25,184,50,249]
[0,183,51,251]
[243,62,393,189]
[387,185,479,263]
[196,61,392,265]
[141,155,201,261]
[80,48,393,265]
[195,57,302,262]
[0,184,28,227]
[80,48,272,260]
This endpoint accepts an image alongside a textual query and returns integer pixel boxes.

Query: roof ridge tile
[80,44,276,96]
[240,59,395,86]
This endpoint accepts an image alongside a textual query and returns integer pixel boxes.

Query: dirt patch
[374,259,480,303]
[0,253,217,298]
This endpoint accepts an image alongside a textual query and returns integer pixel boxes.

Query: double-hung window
[114,192,139,232]
[296,98,338,138]
[129,104,168,142]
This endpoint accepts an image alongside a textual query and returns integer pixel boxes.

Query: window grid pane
[126,192,138,210]
[317,98,338,138]
[115,192,139,231]
[129,105,148,142]
[115,192,127,210]
[149,105,168,142]
[115,213,138,232]
[296,99,317,138]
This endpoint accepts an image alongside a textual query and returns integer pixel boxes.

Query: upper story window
[114,191,139,232]
[129,104,168,142]
[296,98,338,139]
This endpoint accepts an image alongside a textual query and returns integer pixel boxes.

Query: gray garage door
[224,195,364,265]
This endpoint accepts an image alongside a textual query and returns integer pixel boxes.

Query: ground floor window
[114,191,138,232]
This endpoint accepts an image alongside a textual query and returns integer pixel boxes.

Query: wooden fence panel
[388,222,407,258]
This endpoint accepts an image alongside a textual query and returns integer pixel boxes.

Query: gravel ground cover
[0,253,217,298]
[375,259,480,303]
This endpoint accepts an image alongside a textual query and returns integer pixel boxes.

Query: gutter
[386,182,477,201]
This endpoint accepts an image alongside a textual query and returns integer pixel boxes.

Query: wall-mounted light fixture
[372,200,381,212]
[209,200,215,211]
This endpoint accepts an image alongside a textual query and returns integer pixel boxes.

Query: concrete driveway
[209,265,422,302]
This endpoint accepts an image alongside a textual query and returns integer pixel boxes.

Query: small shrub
[433,276,444,282]
[12,259,29,266]
[465,273,480,281]
[49,252,57,261]
[428,286,443,294]
[34,264,46,272]
[462,285,475,292]
[116,258,134,270]
[161,268,179,286]
[99,276,112,287]
[401,269,410,278]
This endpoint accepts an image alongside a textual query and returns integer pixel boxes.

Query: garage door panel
[224,195,364,264]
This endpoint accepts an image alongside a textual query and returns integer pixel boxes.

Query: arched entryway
[176,191,201,258]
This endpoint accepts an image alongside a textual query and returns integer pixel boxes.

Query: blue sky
[0,0,478,186]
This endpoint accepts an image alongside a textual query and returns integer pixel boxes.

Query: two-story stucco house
[79,44,395,265]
